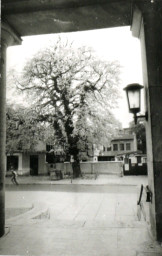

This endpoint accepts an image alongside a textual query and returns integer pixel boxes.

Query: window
[107,147,111,151]
[113,144,118,151]
[137,156,142,163]
[126,143,131,150]
[120,144,124,151]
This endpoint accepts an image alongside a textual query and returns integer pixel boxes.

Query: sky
[6,26,143,128]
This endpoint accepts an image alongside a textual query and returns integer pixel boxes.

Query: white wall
[55,161,123,176]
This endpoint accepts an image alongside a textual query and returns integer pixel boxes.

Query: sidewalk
[5,174,148,186]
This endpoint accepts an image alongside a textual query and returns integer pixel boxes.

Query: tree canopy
[6,104,46,154]
[13,38,122,175]
[129,122,146,154]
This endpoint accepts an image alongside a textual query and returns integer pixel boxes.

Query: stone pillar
[131,2,162,241]
[0,22,21,237]
[18,153,23,175]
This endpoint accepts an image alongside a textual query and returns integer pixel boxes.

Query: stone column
[0,22,21,237]
[131,2,162,241]
[18,153,23,175]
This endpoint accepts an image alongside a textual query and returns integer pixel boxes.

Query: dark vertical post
[0,22,21,237]
[0,35,7,237]
[132,2,162,241]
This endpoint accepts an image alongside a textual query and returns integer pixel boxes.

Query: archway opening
[2,26,153,255]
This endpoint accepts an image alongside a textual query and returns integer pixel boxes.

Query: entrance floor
[0,176,162,256]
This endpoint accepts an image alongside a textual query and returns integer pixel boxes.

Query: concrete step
[6,205,49,225]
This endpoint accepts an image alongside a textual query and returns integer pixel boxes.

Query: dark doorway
[30,155,38,176]
[7,155,18,171]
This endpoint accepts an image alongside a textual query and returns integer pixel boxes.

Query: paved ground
[5,174,149,186]
[0,175,162,256]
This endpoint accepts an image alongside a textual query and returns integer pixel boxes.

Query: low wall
[55,161,123,176]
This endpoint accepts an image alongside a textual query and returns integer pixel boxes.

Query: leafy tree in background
[14,38,121,177]
[6,104,46,154]
[129,122,146,154]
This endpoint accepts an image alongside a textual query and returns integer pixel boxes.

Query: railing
[137,184,144,205]
[137,184,152,205]
[137,184,151,222]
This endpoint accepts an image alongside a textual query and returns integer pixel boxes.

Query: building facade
[6,141,47,176]
[99,134,137,161]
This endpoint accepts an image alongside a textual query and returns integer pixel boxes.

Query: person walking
[11,166,19,185]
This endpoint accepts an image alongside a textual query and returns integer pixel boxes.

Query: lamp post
[123,83,148,124]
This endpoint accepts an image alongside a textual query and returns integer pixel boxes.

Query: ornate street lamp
[123,83,148,124]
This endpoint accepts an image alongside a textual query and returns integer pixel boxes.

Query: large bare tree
[15,38,121,177]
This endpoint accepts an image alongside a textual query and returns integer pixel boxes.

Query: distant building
[6,141,47,176]
[122,152,147,175]
[98,133,147,175]
[99,134,137,161]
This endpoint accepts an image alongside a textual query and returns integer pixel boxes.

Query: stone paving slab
[5,207,32,220]
[1,222,161,256]
[6,206,49,225]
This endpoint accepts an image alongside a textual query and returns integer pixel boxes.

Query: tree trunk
[72,160,81,178]
[66,124,81,178]
[70,148,81,178]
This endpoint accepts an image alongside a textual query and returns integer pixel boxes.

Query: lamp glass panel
[127,90,140,109]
